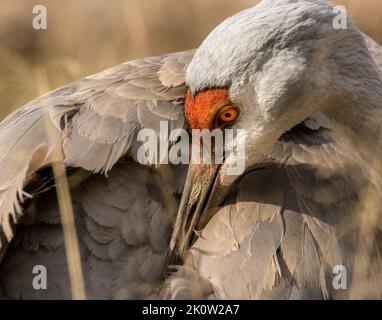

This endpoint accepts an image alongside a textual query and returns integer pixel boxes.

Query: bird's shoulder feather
[0,50,195,256]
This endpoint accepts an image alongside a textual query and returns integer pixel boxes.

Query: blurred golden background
[0,0,381,120]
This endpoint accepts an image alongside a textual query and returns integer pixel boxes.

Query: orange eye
[218,106,239,123]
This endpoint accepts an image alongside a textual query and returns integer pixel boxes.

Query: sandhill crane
[1,0,382,299]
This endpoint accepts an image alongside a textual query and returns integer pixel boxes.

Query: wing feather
[0,50,195,256]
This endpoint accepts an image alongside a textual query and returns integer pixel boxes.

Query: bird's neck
[317,28,382,166]
[327,69,382,168]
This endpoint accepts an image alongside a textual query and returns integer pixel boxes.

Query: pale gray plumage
[0,51,193,299]
[189,126,373,299]
[1,0,382,300]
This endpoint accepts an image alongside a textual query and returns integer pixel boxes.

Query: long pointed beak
[169,161,220,262]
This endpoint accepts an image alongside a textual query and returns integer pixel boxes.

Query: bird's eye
[217,106,239,125]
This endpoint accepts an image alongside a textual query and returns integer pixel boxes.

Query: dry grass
[0,0,382,120]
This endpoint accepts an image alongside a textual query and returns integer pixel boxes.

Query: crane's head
[169,0,373,260]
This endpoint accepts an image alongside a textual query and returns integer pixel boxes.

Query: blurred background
[0,0,381,120]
